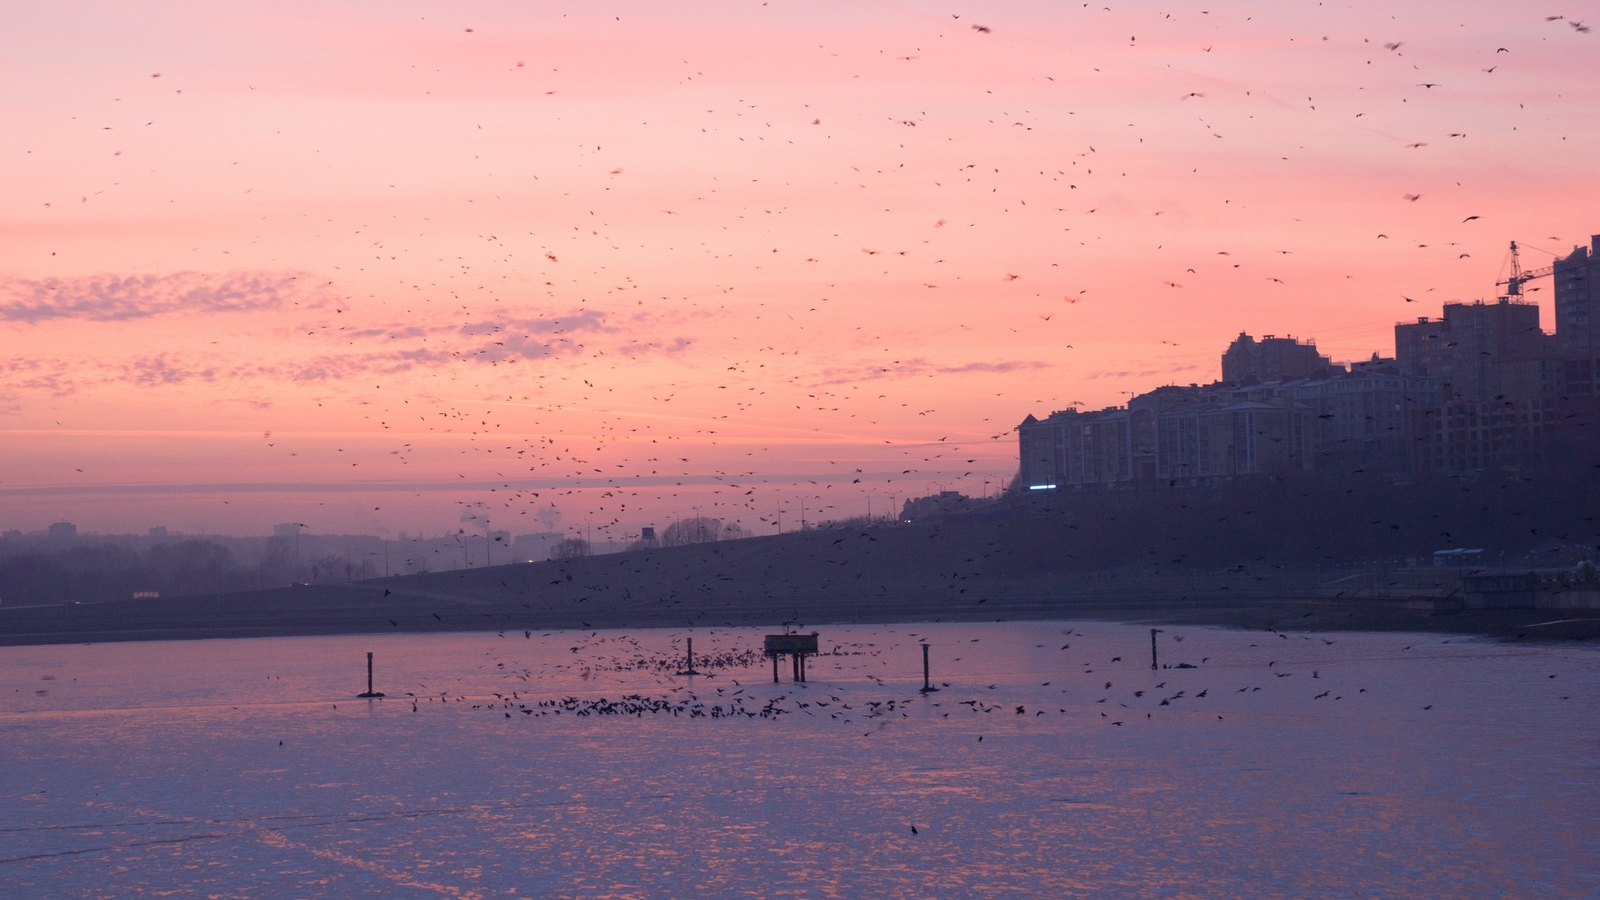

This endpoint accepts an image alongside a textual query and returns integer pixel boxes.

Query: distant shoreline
[7,521,1599,648]
[3,581,1595,647]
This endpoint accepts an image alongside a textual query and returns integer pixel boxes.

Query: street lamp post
[293,523,307,582]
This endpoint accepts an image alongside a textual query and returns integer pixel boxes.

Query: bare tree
[550,537,590,560]
[660,517,744,546]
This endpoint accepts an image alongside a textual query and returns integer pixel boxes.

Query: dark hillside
[5,465,1600,646]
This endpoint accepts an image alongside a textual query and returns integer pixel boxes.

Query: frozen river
[2,621,1596,898]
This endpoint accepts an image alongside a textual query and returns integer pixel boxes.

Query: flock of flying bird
[14,8,1592,541]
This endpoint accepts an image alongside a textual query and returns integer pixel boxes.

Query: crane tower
[1496,241,1555,301]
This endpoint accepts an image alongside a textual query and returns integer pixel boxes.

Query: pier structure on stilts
[763,633,819,683]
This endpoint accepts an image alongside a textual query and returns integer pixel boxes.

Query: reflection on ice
[1,621,1596,897]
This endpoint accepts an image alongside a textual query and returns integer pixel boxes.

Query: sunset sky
[3,1,1597,541]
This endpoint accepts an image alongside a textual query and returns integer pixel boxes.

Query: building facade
[1394,301,1549,404]
[1017,375,1319,491]
[1556,236,1600,402]
[1221,333,1342,385]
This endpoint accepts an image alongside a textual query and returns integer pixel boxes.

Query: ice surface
[2,621,1596,898]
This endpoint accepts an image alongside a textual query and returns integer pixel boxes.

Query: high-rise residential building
[1221,333,1342,385]
[1018,334,1443,490]
[1555,235,1600,401]
[1554,236,1599,356]
[1393,300,1548,404]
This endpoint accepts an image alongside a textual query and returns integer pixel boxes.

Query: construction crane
[1496,241,1556,301]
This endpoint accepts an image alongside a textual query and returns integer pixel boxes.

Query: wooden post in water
[358,652,385,698]
[678,637,701,675]
[1150,629,1163,671]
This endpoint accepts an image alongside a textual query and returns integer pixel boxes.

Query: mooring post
[1150,629,1163,670]
[920,643,937,693]
[676,638,701,676]
[358,651,385,698]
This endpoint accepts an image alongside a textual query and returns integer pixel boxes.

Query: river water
[2,621,1595,898]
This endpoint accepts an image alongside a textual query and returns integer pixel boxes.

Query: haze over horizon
[3,1,1597,541]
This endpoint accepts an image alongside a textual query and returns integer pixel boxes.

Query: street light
[293,523,307,580]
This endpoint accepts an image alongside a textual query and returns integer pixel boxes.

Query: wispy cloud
[936,361,1052,376]
[815,358,1051,386]
[123,354,217,386]
[1,358,76,396]
[0,271,334,324]
[0,302,702,395]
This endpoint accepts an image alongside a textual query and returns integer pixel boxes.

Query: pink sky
[3,1,1597,541]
